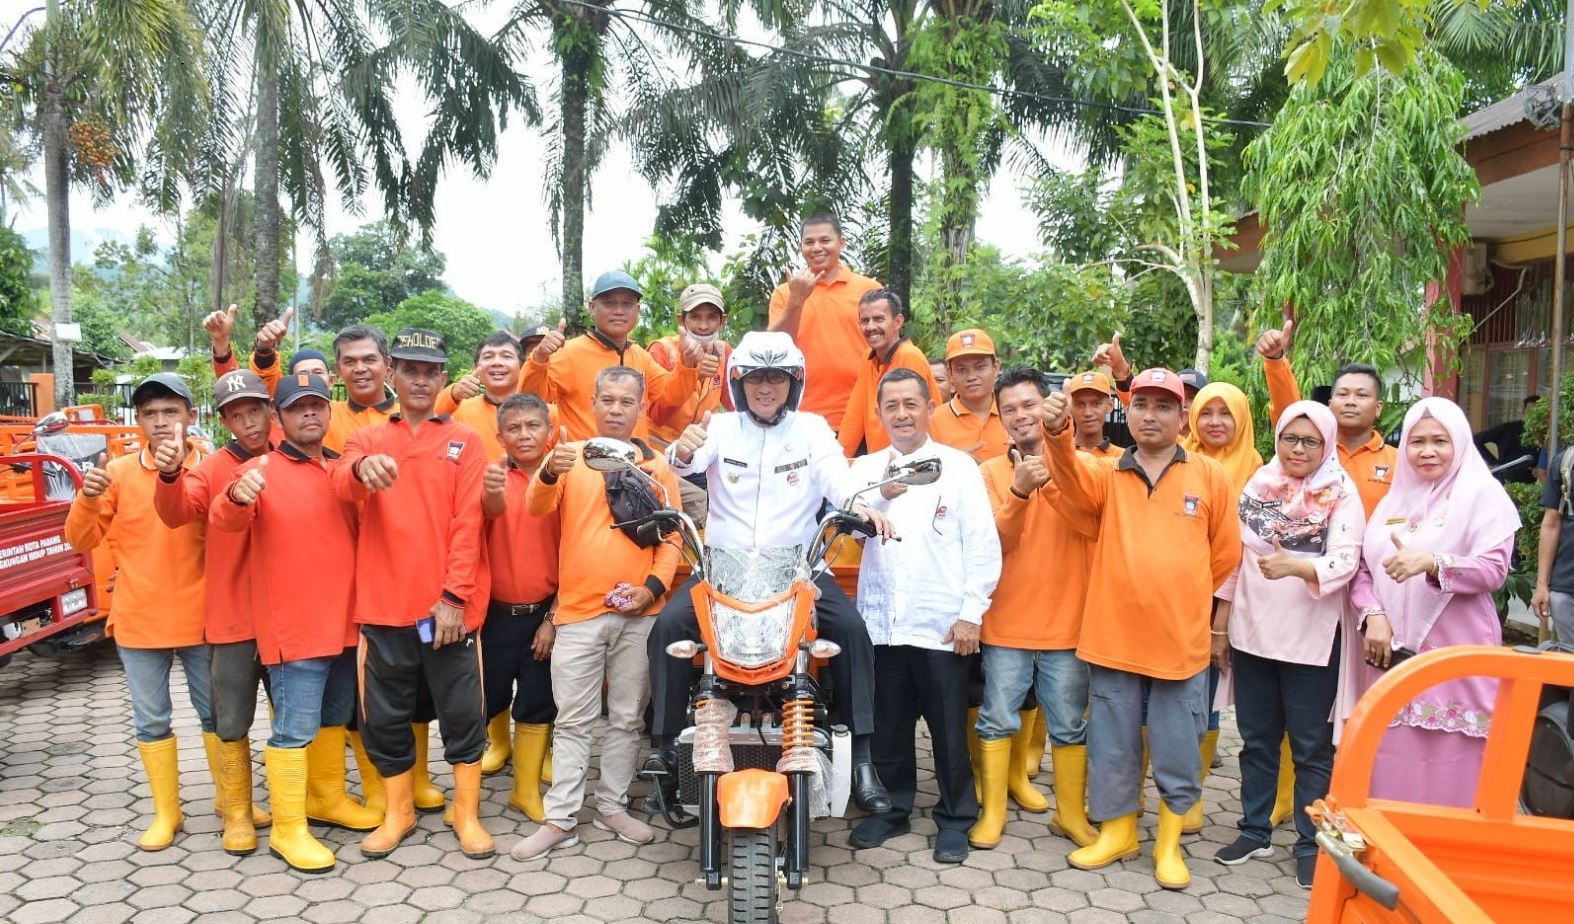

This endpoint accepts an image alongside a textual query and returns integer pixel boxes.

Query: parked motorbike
[580,437,939,924]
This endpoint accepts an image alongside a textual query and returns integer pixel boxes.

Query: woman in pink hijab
[1341,397,1520,807]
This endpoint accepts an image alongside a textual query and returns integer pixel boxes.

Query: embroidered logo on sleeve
[446,440,465,463]
[1182,494,1200,517]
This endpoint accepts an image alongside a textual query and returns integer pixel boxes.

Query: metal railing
[0,381,38,418]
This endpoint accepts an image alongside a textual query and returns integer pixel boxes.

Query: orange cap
[1129,367,1185,403]
[1065,370,1113,397]
[945,328,996,362]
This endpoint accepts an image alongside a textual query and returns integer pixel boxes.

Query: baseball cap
[131,372,195,408]
[389,328,448,363]
[1177,369,1209,393]
[287,348,329,374]
[589,270,642,300]
[678,283,725,315]
[945,328,997,362]
[519,324,553,343]
[1066,370,1113,397]
[274,373,333,409]
[215,371,270,409]
[1129,368,1186,404]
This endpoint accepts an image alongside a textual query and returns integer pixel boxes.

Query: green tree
[620,233,711,345]
[0,226,39,335]
[365,290,497,375]
[318,221,447,332]
[1273,0,1531,85]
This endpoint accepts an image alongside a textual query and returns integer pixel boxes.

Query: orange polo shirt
[519,331,699,442]
[1076,439,1125,461]
[486,463,561,605]
[325,395,399,455]
[525,441,681,626]
[1043,429,1241,680]
[929,397,1009,463]
[65,447,207,649]
[838,338,939,457]
[768,269,881,431]
[334,415,490,631]
[211,445,359,664]
[152,441,264,644]
[979,453,1098,650]
[646,335,731,447]
[1264,356,1394,515]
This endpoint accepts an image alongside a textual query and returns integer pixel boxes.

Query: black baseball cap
[215,371,270,409]
[274,373,333,409]
[519,324,553,343]
[131,372,195,408]
[389,328,448,363]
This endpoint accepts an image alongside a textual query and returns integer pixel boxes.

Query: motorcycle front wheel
[727,825,780,924]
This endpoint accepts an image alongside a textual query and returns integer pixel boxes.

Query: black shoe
[933,829,969,864]
[640,749,693,827]
[1295,854,1317,889]
[851,764,891,814]
[849,815,909,849]
[1214,835,1274,866]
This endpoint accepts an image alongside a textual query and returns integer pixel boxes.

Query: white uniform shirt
[668,409,849,552]
[846,438,1001,651]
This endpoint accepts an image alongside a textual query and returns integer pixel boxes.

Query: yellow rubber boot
[1025,707,1048,779]
[201,731,271,829]
[967,738,1012,849]
[1153,802,1191,889]
[1008,711,1049,813]
[411,724,447,813]
[1269,735,1296,826]
[966,706,983,802]
[451,761,495,859]
[480,712,511,776]
[541,734,554,785]
[1182,729,1220,834]
[264,746,335,873]
[1136,725,1150,818]
[214,738,259,855]
[347,729,385,814]
[508,723,550,822]
[304,726,382,831]
[1047,744,1098,848]
[1067,812,1139,871]
[360,769,418,858]
[136,737,184,851]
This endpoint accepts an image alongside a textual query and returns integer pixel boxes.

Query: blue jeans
[118,644,214,742]
[265,656,350,749]
[977,645,1088,745]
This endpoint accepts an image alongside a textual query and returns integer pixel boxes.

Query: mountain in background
[18,226,133,274]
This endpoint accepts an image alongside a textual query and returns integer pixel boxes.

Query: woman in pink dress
[1341,397,1520,807]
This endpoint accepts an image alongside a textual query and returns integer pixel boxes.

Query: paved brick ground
[0,645,1309,923]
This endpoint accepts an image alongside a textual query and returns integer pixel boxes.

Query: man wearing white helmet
[645,331,895,817]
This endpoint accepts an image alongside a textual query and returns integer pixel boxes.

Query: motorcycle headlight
[710,598,796,668]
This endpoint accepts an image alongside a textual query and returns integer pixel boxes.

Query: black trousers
[358,624,487,776]
[210,640,270,742]
[871,645,978,833]
[480,600,557,725]
[647,572,876,737]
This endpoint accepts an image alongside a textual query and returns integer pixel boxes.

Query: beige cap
[678,283,725,315]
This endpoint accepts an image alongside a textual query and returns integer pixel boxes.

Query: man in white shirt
[845,367,1001,864]
[647,331,895,817]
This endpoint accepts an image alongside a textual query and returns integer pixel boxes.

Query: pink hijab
[1361,397,1520,648]
[1238,401,1348,557]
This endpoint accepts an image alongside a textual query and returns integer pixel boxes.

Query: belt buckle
[510,601,543,617]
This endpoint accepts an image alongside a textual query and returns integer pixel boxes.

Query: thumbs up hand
[202,304,240,354]
[533,319,568,363]
[546,427,577,477]
[230,455,269,506]
[1382,531,1436,583]
[255,306,294,353]
[1092,332,1130,380]
[1257,538,1308,581]
[1041,390,1072,434]
[483,458,508,498]
[1256,318,1296,361]
[152,428,187,476]
[674,411,712,466]
[81,452,112,498]
[451,372,483,402]
[696,344,721,380]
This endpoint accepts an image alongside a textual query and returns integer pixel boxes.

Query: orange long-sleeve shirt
[211,445,359,664]
[152,441,264,644]
[65,448,207,649]
[1043,428,1241,680]
[646,335,731,447]
[519,332,699,441]
[324,396,399,455]
[768,269,881,431]
[1264,357,1395,516]
[838,338,939,457]
[929,397,1010,463]
[525,442,681,626]
[333,416,490,631]
[486,464,560,605]
[979,453,1098,650]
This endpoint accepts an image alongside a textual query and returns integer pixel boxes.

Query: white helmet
[728,331,806,425]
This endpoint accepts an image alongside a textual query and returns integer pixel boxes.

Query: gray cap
[589,270,642,300]
[131,372,195,407]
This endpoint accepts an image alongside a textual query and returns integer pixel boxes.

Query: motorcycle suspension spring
[781,697,816,750]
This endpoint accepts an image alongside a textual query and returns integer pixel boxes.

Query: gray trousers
[1551,591,1574,645]
[1087,664,1207,821]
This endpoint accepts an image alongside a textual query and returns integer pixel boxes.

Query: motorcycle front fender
[716,768,790,829]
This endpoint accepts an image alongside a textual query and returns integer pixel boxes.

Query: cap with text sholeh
[1066,370,1113,397]
[590,270,642,300]
[944,328,997,362]
[274,373,333,409]
[389,328,448,363]
[215,370,270,409]
[1129,368,1186,404]
[131,372,195,407]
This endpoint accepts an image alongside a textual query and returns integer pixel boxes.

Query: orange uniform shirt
[525,443,681,626]
[333,416,490,631]
[646,335,731,447]
[486,464,561,605]
[1076,439,1125,461]
[768,269,881,431]
[519,332,698,442]
[979,453,1098,650]
[325,396,399,455]
[1043,429,1241,680]
[838,338,939,457]
[1265,356,1394,516]
[211,445,359,664]
[152,441,263,644]
[65,448,207,649]
[929,397,1010,463]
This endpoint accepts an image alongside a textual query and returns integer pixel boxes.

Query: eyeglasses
[1277,433,1325,450]
[743,370,790,385]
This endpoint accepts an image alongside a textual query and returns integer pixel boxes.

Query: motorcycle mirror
[582,437,639,472]
[31,412,68,437]
[895,458,942,486]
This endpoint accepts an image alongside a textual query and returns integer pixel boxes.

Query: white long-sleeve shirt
[667,409,850,552]
[846,438,1001,651]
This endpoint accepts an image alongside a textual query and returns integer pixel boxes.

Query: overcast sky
[4,1,1076,322]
